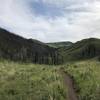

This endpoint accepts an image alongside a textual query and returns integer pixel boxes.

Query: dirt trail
[60,69,78,100]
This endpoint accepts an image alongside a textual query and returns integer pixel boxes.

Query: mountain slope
[59,38,100,61]
[0,28,62,64]
[47,41,73,48]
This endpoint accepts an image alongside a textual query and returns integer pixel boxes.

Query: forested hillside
[0,28,62,64]
[58,38,100,61]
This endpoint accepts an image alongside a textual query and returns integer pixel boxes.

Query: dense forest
[0,28,63,64]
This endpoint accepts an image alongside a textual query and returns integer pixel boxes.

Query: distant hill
[0,28,62,64]
[47,41,73,48]
[58,38,100,61]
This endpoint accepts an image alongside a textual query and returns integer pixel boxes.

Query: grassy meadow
[0,60,66,100]
[63,60,100,100]
[0,60,100,100]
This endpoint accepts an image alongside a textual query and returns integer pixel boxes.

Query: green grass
[0,60,66,100]
[0,60,100,100]
[63,60,100,100]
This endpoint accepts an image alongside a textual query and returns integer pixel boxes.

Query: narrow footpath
[60,69,78,100]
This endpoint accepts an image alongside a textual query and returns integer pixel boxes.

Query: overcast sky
[0,0,100,42]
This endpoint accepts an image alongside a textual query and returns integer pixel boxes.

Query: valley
[0,28,100,100]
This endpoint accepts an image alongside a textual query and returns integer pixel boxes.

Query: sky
[0,0,100,42]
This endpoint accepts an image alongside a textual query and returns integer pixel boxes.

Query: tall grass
[63,61,100,100]
[0,60,66,100]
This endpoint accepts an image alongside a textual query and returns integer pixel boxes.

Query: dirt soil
[60,68,78,100]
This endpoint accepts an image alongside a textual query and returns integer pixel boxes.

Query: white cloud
[0,0,100,42]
